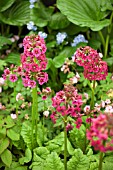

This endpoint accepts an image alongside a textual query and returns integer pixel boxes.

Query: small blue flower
[38,31,47,39]
[29,4,34,9]
[71,34,88,47]
[27,21,37,31]
[56,32,67,45]
[29,0,37,4]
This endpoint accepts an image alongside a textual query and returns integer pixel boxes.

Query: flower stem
[90,80,95,110]
[32,86,38,149]
[64,117,67,170]
[98,152,103,170]
[98,31,105,48]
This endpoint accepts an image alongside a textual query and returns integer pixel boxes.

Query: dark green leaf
[0,0,15,12]
[5,53,21,65]
[19,148,32,165]
[0,36,12,47]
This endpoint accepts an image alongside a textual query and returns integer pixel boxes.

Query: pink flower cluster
[87,113,113,152]
[3,66,18,83]
[73,46,108,80]
[21,34,48,88]
[50,84,83,129]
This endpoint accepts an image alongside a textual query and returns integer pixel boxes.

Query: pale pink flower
[11,114,17,119]
[43,110,49,117]
[84,105,90,112]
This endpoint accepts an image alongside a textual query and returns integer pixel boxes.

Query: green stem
[64,117,67,170]
[90,80,95,110]
[32,86,38,149]
[98,30,105,48]
[98,152,103,170]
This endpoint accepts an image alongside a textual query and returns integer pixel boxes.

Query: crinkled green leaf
[67,149,90,170]
[1,149,12,167]
[0,137,9,154]
[0,0,15,12]
[57,0,111,31]
[45,152,64,170]
[19,148,32,165]
[5,161,27,170]
[7,129,20,141]
[49,12,70,29]
[33,147,50,161]
[0,0,30,26]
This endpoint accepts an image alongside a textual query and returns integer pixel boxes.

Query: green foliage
[67,149,90,170]
[0,137,9,155]
[0,0,15,12]
[57,0,112,31]
[7,129,20,141]
[19,148,32,165]
[0,35,12,48]
[5,162,27,170]
[1,149,12,167]
[5,53,21,65]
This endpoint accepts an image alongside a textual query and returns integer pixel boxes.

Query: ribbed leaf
[48,12,70,29]
[67,149,90,170]
[57,0,112,31]
[0,0,30,26]
[5,53,21,65]
[0,36,12,47]
[0,0,15,12]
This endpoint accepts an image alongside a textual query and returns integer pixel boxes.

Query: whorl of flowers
[21,34,48,88]
[50,84,83,129]
[87,113,113,152]
[73,46,108,80]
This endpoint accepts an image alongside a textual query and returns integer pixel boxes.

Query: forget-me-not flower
[38,31,47,39]
[27,21,37,31]
[56,32,67,45]
[71,34,88,47]
[29,0,37,9]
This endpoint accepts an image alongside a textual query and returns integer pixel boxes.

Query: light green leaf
[53,47,75,68]
[0,128,6,139]
[49,12,70,29]
[57,0,111,31]
[0,36,12,47]
[0,137,9,154]
[67,149,90,170]
[0,60,7,70]
[33,147,50,161]
[5,161,27,170]
[0,0,15,12]
[7,129,20,141]
[45,152,64,170]
[5,53,21,65]
[1,149,12,167]
[0,0,30,26]
[19,148,32,165]
[4,115,15,128]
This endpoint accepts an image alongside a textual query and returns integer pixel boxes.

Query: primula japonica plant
[2,34,48,149]
[50,83,83,170]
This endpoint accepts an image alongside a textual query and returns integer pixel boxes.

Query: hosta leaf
[0,0,30,26]
[1,149,12,167]
[19,148,32,165]
[57,0,111,31]
[67,149,90,170]
[45,152,64,170]
[48,12,70,29]
[0,36,12,47]
[0,137,9,154]
[5,53,21,65]
[0,0,15,12]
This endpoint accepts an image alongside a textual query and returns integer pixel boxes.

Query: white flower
[43,110,49,117]
[84,93,89,100]
[101,100,105,108]
[0,87,2,93]
[105,99,111,104]
[84,105,90,112]
[105,105,113,113]
[11,114,17,119]
[16,93,22,101]
[99,53,103,58]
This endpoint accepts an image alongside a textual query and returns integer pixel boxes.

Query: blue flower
[29,4,34,9]
[29,0,37,4]
[56,32,67,45]
[38,31,47,39]
[27,21,37,31]
[71,34,88,47]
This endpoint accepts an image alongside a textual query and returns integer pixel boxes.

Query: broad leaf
[48,12,70,29]
[5,53,21,65]
[5,162,27,170]
[57,0,111,31]
[67,149,90,170]
[0,128,6,139]
[0,0,30,26]
[0,36,12,47]
[1,149,12,167]
[0,137,9,154]
[7,129,20,141]
[45,152,64,170]
[19,148,32,165]
[104,57,113,66]
[0,0,15,12]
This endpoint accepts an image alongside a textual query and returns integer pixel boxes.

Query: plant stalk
[64,117,67,170]
[98,30,105,48]
[90,80,95,110]
[98,152,103,170]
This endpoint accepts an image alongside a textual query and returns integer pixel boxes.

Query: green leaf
[67,149,90,170]
[0,36,12,47]
[57,0,111,31]
[0,128,6,138]
[5,161,27,170]
[0,0,30,26]
[0,0,15,12]
[103,57,113,66]
[46,58,53,70]
[19,148,32,165]
[0,59,7,70]
[33,147,50,161]
[0,137,9,155]
[4,115,15,128]
[45,152,64,170]
[49,12,70,29]
[5,53,21,65]
[1,149,12,167]
[7,129,20,141]
[53,47,75,68]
